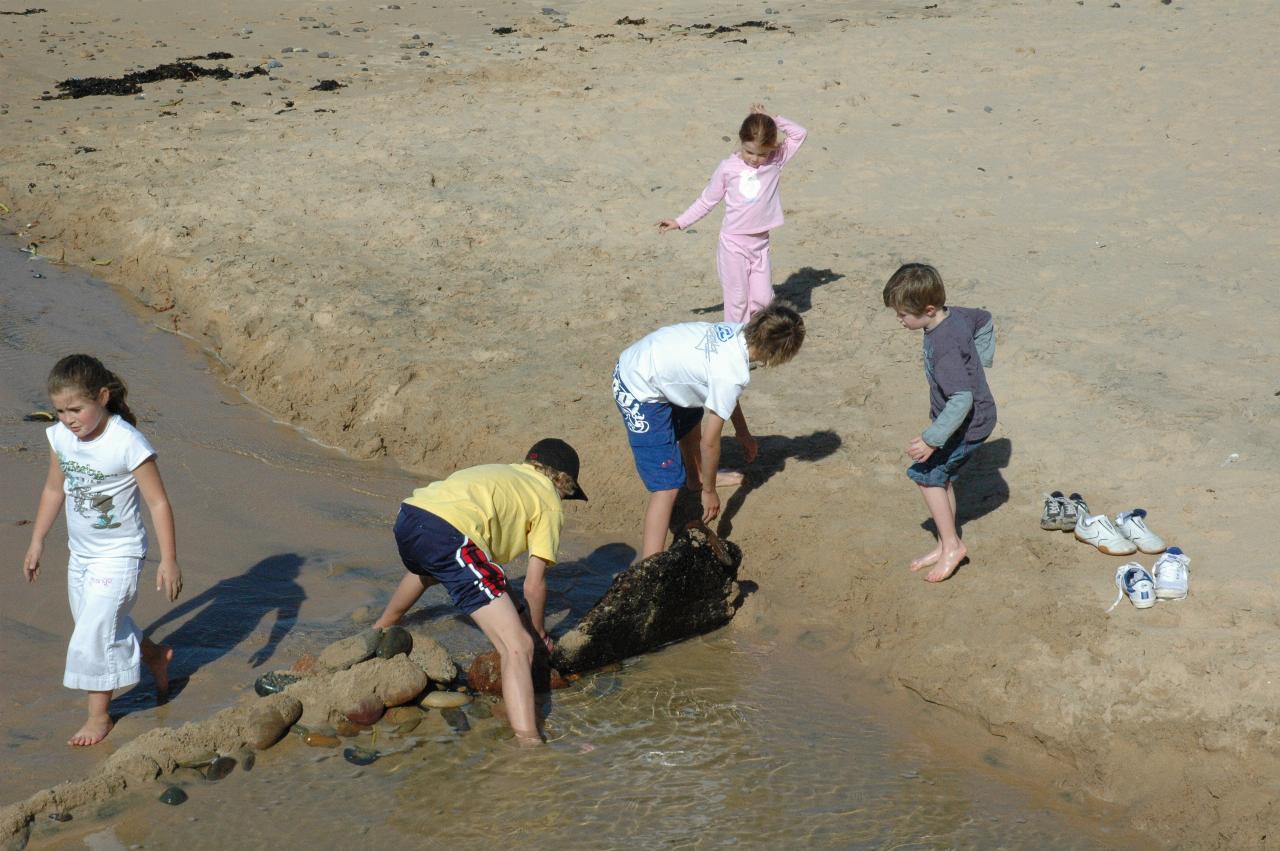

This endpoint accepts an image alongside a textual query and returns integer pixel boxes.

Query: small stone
[48,812,72,823]
[418,50,430,56]
[984,105,993,113]
[344,697,385,726]
[376,625,413,659]
[303,732,341,748]
[282,46,294,52]
[158,786,188,806]
[394,718,421,735]
[353,26,368,32]
[440,707,470,732]
[464,699,492,719]
[204,756,236,782]
[335,719,365,737]
[422,690,472,709]
[317,51,331,58]
[384,705,425,724]
[177,750,217,769]
[254,671,301,696]
[237,749,256,772]
[267,59,283,69]
[343,746,379,766]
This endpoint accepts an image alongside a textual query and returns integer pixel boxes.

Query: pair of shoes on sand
[1107,548,1190,611]
[1064,499,1167,557]
[1040,490,1085,532]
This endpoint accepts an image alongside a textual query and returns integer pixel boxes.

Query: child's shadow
[919,437,1013,539]
[673,430,843,541]
[114,554,307,715]
[690,267,844,315]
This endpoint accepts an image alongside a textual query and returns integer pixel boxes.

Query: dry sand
[2,0,1279,846]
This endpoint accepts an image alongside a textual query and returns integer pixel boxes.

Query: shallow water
[1,245,1146,848]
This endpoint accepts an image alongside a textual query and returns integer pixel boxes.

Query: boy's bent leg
[375,572,436,628]
[642,488,680,559]
[469,595,539,742]
[70,690,113,747]
[913,482,966,582]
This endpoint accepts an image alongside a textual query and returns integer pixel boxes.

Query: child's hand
[22,543,41,582]
[701,489,721,523]
[657,219,679,233]
[157,559,183,602]
[906,437,935,463]
[749,102,768,115]
[736,431,758,464]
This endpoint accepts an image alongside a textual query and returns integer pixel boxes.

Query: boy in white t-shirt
[612,302,805,558]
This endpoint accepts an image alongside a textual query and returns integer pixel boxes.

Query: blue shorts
[393,503,508,615]
[907,435,986,487]
[613,366,703,492]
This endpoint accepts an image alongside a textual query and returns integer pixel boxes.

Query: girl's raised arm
[23,451,66,581]
[134,457,183,602]
[773,116,807,166]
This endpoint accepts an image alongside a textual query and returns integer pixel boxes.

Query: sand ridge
[2,0,1279,846]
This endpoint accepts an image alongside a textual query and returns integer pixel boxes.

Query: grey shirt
[921,306,997,446]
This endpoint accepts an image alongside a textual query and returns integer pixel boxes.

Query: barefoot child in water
[658,103,807,322]
[883,264,997,583]
[373,439,586,744]
[23,355,182,745]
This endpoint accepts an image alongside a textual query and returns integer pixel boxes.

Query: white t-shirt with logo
[617,322,751,420]
[47,415,156,558]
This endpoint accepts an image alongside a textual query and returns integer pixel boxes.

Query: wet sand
[2,0,1280,846]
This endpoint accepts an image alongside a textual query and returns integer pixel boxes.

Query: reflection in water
[61,635,1135,851]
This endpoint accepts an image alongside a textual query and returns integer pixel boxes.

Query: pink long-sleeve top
[675,115,807,235]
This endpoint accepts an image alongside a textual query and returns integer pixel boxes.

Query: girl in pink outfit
[659,103,807,322]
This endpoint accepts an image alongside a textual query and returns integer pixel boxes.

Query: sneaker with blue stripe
[1152,547,1190,600]
[1108,563,1156,612]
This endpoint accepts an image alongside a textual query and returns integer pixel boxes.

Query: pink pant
[716,232,773,323]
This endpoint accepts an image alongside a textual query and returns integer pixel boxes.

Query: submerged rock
[375,625,413,659]
[466,651,569,696]
[303,733,340,748]
[158,786,188,806]
[421,690,472,709]
[551,525,742,674]
[440,708,470,733]
[204,756,236,782]
[343,746,379,766]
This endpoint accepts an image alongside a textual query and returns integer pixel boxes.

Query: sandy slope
[2,0,1278,845]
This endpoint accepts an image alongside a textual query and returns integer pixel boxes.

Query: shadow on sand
[690,267,844,316]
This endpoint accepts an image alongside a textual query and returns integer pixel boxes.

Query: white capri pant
[64,553,143,692]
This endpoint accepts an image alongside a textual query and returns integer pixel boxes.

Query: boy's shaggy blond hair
[882,263,946,315]
[526,460,579,500]
[744,301,805,367]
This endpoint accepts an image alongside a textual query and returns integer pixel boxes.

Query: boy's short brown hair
[744,301,805,367]
[883,263,946,315]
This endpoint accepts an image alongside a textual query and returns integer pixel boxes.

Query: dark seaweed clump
[47,61,266,99]
[491,26,516,35]
[615,16,646,25]
[0,7,45,14]
[178,51,234,60]
[310,79,345,91]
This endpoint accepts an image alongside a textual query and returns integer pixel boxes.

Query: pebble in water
[343,746,379,766]
[237,749,256,772]
[465,699,492,720]
[440,707,470,733]
[335,719,365,737]
[394,718,421,735]
[204,756,236,782]
[254,671,301,697]
[421,690,472,709]
[158,786,188,806]
[48,812,72,823]
[303,733,341,748]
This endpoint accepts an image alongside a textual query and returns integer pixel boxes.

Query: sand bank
[3,0,1279,845]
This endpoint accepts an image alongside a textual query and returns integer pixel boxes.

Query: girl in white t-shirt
[23,355,183,747]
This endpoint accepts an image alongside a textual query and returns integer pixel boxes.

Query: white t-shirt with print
[617,322,751,420]
[47,415,156,558]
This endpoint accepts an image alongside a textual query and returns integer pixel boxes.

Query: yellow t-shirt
[404,463,563,565]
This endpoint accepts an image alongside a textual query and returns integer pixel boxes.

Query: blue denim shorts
[393,503,508,615]
[613,366,703,492]
[907,435,985,487]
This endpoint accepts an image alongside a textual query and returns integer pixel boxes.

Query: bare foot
[143,642,174,697]
[714,469,744,488]
[925,544,967,583]
[68,717,113,747]
[909,544,943,572]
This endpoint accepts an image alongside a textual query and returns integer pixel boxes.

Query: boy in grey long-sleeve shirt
[882,263,997,583]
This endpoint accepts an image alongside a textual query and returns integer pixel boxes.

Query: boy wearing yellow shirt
[374,438,587,743]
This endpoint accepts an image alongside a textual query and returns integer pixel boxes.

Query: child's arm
[524,555,551,651]
[772,115,807,166]
[134,458,183,602]
[974,319,995,368]
[23,451,65,582]
[659,162,729,232]
[729,403,758,463]
[699,414,729,522]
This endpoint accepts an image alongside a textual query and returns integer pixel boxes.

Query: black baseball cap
[524,438,587,501]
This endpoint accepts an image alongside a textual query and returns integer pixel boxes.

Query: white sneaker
[1115,508,1166,554]
[1151,547,1189,600]
[1075,511,1137,555]
[1107,562,1156,612]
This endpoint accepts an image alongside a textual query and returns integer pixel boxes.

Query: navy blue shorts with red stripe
[393,503,509,615]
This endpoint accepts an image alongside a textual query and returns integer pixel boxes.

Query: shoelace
[1106,567,1150,613]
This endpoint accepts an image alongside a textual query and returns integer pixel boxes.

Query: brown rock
[291,655,429,727]
[316,628,383,672]
[383,705,425,725]
[344,698,384,726]
[407,630,459,683]
[303,733,340,748]
[466,650,569,696]
[292,653,319,673]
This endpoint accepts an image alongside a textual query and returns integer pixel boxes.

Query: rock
[335,719,365,737]
[422,690,472,709]
[464,699,492,719]
[383,706,425,724]
[254,671,301,696]
[344,698,384,726]
[394,719,421,735]
[48,812,71,822]
[237,749,256,772]
[407,632,457,683]
[551,525,742,674]
[290,655,429,727]
[440,708,470,733]
[246,696,303,750]
[158,786,188,806]
[291,653,318,673]
[176,750,217,769]
[343,746,378,766]
[317,628,382,671]
[466,651,569,696]
[303,733,340,748]
[375,626,412,659]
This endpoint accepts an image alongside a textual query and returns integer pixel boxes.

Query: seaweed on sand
[45,61,267,99]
